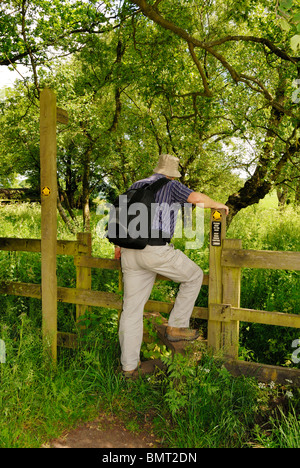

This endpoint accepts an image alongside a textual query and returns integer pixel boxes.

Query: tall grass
[0,313,97,447]
[253,406,300,448]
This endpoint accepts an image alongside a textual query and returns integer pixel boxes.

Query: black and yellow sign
[42,186,51,196]
[211,221,222,246]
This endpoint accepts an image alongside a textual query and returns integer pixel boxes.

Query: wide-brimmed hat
[153,154,181,178]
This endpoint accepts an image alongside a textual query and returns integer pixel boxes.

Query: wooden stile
[74,255,209,285]
[210,303,300,329]
[0,237,78,255]
[1,227,300,383]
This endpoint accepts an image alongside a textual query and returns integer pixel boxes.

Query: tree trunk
[57,195,77,234]
[225,70,287,227]
[65,150,76,209]
[276,186,289,207]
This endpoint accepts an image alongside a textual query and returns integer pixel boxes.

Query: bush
[159,351,262,448]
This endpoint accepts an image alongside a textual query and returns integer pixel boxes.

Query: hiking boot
[165,326,200,342]
[122,361,141,380]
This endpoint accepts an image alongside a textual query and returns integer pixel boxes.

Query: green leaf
[280,0,294,10]
[279,18,291,31]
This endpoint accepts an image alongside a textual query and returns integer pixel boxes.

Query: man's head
[153,154,181,178]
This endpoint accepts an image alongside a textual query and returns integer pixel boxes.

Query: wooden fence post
[40,88,58,362]
[75,232,92,320]
[222,239,242,359]
[207,208,226,354]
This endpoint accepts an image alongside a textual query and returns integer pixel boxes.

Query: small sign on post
[211,221,222,246]
[211,210,223,247]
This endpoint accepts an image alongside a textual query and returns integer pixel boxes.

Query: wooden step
[139,358,167,376]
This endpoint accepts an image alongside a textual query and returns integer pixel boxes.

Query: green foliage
[141,317,171,360]
[2,0,299,216]
[0,0,111,65]
[254,406,300,448]
[277,0,300,52]
[160,351,262,447]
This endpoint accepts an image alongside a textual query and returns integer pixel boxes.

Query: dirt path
[47,412,162,449]
[47,360,167,449]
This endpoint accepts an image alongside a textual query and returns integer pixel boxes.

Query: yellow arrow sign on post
[42,186,51,197]
[212,210,222,221]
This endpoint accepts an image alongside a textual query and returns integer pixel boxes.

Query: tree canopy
[0,0,299,229]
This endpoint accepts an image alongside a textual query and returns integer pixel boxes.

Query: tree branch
[188,42,212,97]
[205,35,299,65]
[130,0,298,117]
[21,0,40,97]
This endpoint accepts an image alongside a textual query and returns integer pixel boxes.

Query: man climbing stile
[117,154,229,377]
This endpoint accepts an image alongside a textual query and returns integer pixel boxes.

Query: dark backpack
[107,177,170,249]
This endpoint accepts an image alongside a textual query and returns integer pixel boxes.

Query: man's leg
[119,249,156,372]
[139,245,203,329]
[167,251,203,328]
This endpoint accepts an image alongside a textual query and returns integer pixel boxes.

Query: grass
[1,308,299,448]
[0,196,299,447]
[254,407,300,448]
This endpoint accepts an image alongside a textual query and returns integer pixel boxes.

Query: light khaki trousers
[119,244,203,371]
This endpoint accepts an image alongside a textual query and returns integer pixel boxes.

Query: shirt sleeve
[171,180,193,205]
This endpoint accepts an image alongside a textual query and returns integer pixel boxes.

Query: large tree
[1,0,299,229]
[127,0,300,224]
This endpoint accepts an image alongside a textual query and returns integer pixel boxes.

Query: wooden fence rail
[210,304,300,329]
[221,247,300,271]
[0,237,78,255]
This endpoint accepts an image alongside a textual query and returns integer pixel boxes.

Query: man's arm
[187,191,229,215]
